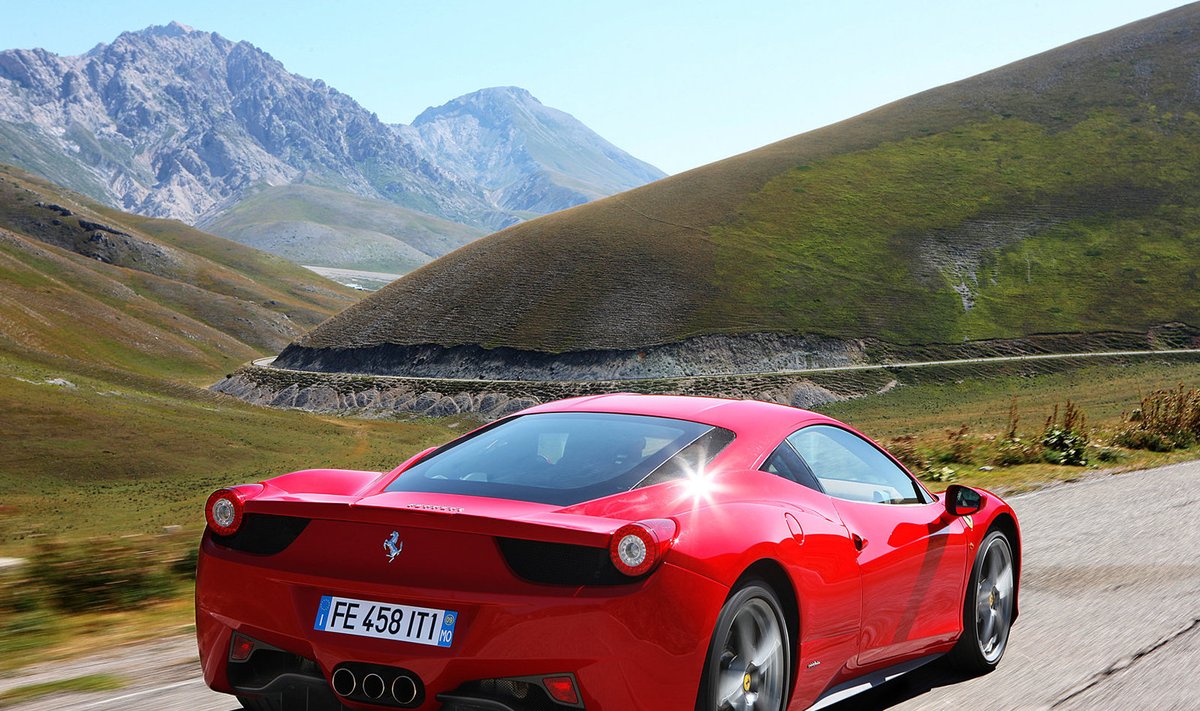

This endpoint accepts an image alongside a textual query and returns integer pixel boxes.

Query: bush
[888,434,925,471]
[991,397,1043,466]
[935,425,975,464]
[1041,401,1089,466]
[993,437,1043,466]
[1112,428,1175,452]
[21,536,197,614]
[921,466,959,483]
[1113,385,1200,451]
[30,539,178,612]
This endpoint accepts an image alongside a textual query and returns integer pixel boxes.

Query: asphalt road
[6,461,1199,711]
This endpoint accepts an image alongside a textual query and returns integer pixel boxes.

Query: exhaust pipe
[391,674,418,704]
[331,667,357,697]
[362,673,386,700]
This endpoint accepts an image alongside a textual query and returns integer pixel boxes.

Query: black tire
[946,530,1016,674]
[696,581,791,711]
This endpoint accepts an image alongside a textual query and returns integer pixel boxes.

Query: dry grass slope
[0,164,360,381]
[0,164,455,548]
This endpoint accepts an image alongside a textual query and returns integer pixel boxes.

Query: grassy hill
[0,164,455,545]
[0,165,368,380]
[200,184,485,275]
[287,4,1200,359]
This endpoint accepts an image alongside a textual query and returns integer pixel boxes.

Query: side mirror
[945,484,985,516]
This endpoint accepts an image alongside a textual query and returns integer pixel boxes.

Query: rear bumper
[196,536,729,710]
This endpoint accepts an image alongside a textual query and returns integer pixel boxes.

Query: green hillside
[0,164,453,545]
[200,184,485,274]
[0,164,363,380]
[287,4,1200,357]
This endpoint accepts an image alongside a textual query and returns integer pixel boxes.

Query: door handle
[852,533,868,551]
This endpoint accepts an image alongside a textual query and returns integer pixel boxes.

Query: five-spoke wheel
[699,582,790,711]
[948,529,1015,673]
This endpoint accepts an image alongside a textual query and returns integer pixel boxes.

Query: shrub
[26,536,194,613]
[888,434,925,471]
[1041,401,1089,466]
[935,425,974,464]
[921,466,959,483]
[992,397,1043,466]
[1113,385,1200,451]
[993,437,1043,466]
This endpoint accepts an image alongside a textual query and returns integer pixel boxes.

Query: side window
[787,425,923,505]
[760,443,823,493]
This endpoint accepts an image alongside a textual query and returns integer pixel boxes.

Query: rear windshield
[385,412,734,506]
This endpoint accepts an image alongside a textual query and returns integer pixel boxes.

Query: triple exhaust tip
[331,666,418,704]
[392,675,418,704]
[331,667,356,697]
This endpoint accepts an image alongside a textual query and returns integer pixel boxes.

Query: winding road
[5,460,1198,710]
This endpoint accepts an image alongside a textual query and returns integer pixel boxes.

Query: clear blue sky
[0,0,1190,174]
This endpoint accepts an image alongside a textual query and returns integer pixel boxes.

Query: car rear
[196,411,738,710]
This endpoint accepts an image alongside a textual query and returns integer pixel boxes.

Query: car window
[787,425,923,505]
[385,412,733,506]
[760,443,823,493]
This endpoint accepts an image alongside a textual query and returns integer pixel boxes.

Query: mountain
[0,162,358,380]
[0,24,664,272]
[275,4,1200,379]
[406,86,665,215]
[0,23,494,226]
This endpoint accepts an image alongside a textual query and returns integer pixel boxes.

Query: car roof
[521,393,835,435]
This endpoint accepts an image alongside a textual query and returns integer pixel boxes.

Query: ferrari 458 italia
[196,394,1020,711]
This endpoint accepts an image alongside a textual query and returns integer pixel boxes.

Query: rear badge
[383,531,404,563]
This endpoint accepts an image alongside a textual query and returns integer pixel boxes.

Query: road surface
[5,460,1198,710]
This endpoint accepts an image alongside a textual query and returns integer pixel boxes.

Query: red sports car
[196,394,1020,711]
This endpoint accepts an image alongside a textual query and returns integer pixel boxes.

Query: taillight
[609,519,677,577]
[204,485,262,536]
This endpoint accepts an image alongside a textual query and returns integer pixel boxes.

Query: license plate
[313,595,458,648]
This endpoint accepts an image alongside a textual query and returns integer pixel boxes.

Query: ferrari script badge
[383,531,403,563]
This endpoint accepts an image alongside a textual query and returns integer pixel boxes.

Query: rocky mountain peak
[413,86,540,125]
[409,85,664,213]
[0,25,665,243]
[137,21,197,38]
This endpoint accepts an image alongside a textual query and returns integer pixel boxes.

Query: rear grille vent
[497,538,630,586]
[212,514,310,555]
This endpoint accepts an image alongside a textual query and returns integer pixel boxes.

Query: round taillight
[609,520,676,577]
[205,488,245,536]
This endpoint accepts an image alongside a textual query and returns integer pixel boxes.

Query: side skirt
[805,654,942,710]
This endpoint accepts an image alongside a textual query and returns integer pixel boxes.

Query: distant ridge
[276,3,1200,378]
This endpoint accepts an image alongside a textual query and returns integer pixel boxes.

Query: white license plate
[313,595,458,648]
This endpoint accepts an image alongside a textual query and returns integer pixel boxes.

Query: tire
[696,581,791,711]
[946,530,1016,674]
